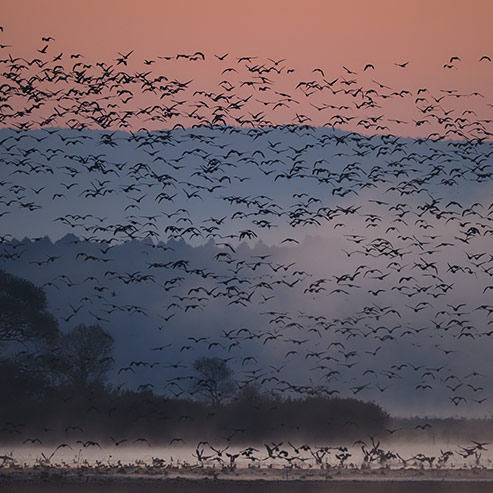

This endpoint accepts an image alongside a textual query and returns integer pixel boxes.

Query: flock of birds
[1,27,493,469]
[1,436,492,474]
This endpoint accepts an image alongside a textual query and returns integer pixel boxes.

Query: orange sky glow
[2,0,492,137]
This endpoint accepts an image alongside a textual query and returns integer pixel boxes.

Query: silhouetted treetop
[57,323,115,391]
[0,269,59,349]
[192,356,235,406]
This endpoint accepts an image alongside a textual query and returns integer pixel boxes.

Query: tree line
[0,268,389,444]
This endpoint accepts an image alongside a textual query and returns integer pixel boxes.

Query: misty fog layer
[0,126,492,419]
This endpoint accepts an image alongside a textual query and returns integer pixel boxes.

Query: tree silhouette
[58,324,114,391]
[192,357,235,406]
[0,269,59,351]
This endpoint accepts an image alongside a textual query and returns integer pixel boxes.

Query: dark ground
[1,478,493,493]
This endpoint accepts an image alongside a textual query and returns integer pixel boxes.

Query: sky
[2,1,493,136]
[3,1,493,66]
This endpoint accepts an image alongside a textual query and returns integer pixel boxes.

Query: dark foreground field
[2,467,493,493]
[1,478,493,493]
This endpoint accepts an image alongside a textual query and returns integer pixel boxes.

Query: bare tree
[58,324,114,390]
[192,357,235,406]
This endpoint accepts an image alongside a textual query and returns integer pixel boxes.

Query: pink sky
[2,0,492,135]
